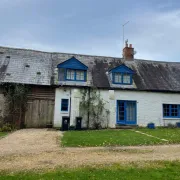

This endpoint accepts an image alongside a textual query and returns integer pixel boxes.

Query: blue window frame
[113,73,132,85]
[117,100,137,125]
[65,69,86,81]
[163,104,180,118]
[57,57,88,82]
[61,99,69,111]
[109,64,134,85]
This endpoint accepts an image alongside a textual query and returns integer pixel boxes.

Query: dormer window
[114,73,122,83]
[66,69,86,81]
[66,69,74,80]
[57,57,88,82]
[114,73,132,84]
[76,70,85,81]
[123,73,131,84]
[109,64,134,85]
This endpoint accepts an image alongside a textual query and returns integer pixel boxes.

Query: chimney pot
[123,42,134,60]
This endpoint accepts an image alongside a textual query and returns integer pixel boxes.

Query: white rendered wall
[102,90,180,127]
[54,87,110,128]
[54,87,86,128]
[54,88,71,128]
[54,87,180,128]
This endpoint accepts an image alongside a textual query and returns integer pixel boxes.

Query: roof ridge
[134,59,180,64]
[0,45,121,59]
[0,45,179,63]
[0,45,53,54]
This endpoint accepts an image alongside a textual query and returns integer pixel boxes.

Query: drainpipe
[69,88,72,125]
[87,87,90,129]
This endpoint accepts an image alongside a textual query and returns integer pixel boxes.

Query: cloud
[0,0,180,62]
[126,9,180,61]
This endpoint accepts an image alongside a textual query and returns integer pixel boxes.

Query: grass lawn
[0,132,8,138]
[1,161,180,180]
[138,128,180,143]
[62,129,163,147]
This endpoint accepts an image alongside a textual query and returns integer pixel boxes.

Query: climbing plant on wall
[3,83,30,128]
[80,87,110,129]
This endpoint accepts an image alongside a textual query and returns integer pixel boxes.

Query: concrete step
[115,124,138,129]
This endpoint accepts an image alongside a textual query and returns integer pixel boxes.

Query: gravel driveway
[0,129,62,156]
[1,129,180,172]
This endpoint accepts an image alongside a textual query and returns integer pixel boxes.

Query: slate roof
[0,47,52,85]
[52,52,180,92]
[1,46,180,92]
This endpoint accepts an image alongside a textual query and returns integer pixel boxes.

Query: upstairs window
[57,57,88,82]
[163,104,180,118]
[66,69,86,81]
[76,70,85,81]
[109,64,134,85]
[66,69,75,80]
[123,73,131,84]
[114,73,122,83]
[113,73,132,84]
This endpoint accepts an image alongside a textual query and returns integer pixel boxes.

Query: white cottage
[53,43,180,128]
[1,45,180,129]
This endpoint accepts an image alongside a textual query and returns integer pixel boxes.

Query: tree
[3,83,30,128]
[80,87,109,129]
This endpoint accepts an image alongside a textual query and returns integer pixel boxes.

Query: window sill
[65,79,86,82]
[61,111,69,114]
[163,118,180,120]
[112,82,132,85]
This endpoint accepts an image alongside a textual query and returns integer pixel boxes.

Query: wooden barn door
[25,86,55,128]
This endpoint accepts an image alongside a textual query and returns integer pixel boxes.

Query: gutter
[52,84,180,94]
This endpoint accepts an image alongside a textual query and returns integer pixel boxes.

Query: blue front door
[117,100,137,125]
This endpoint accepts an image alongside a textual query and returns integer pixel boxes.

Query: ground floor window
[61,99,69,111]
[163,104,180,118]
[117,100,136,125]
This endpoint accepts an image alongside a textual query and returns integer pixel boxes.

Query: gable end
[109,64,134,74]
[57,57,88,70]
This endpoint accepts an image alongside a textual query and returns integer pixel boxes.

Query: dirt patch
[1,129,180,172]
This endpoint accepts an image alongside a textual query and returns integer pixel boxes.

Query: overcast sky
[0,0,180,61]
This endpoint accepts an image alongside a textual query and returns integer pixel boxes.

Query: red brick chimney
[123,41,134,60]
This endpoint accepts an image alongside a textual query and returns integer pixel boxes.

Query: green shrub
[92,121,102,130]
[167,123,176,128]
[69,125,75,130]
[1,123,13,132]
